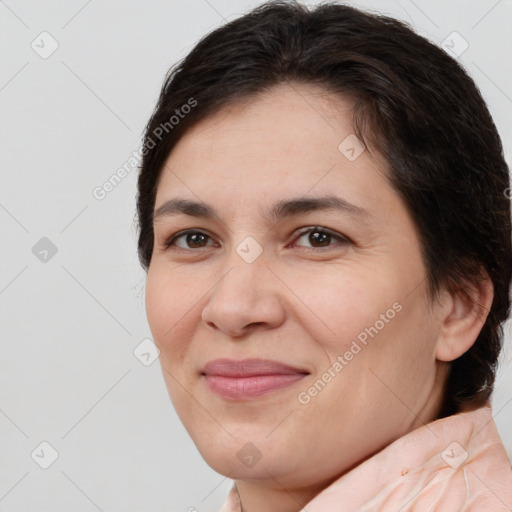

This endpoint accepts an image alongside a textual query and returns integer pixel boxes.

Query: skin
[145,82,493,512]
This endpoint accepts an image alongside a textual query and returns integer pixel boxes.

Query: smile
[201,358,309,400]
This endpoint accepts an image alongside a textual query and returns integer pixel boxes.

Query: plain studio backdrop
[1,1,511,511]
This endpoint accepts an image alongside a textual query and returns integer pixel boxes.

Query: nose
[200,251,286,338]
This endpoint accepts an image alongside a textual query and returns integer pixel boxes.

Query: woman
[136,1,512,510]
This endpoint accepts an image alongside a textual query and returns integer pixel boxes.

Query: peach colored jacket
[220,402,512,511]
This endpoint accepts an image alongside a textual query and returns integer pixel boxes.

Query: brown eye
[164,230,214,250]
[307,230,330,247]
[294,227,349,250]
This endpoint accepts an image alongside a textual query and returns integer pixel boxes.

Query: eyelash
[162,226,350,253]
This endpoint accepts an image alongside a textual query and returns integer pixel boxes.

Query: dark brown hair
[136,0,511,417]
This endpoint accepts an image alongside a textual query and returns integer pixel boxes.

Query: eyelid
[293,225,351,244]
[163,226,351,251]
[163,228,217,249]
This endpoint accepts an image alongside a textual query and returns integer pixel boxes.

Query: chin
[189,428,274,475]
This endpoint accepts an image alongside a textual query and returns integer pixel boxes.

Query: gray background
[1,0,511,511]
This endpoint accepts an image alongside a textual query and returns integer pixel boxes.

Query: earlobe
[434,272,494,362]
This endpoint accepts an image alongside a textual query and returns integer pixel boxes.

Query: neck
[234,476,335,512]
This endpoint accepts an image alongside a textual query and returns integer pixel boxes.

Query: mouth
[201,358,310,400]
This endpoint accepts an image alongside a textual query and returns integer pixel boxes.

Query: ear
[435,270,494,362]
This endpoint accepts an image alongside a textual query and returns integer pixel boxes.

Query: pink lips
[201,358,309,400]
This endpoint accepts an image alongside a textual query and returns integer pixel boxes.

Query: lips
[201,358,309,400]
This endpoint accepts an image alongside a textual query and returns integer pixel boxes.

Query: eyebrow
[153,195,374,224]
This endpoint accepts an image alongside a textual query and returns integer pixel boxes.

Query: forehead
[154,83,394,222]
[167,83,356,161]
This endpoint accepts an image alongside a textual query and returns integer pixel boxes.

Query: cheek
[333,285,438,409]
[145,270,168,342]
[145,267,196,361]
[290,266,431,401]
[284,268,386,356]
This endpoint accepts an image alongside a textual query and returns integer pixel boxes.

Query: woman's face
[145,83,448,490]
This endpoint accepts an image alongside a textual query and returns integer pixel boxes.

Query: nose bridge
[201,237,285,335]
[233,233,265,266]
[217,235,267,299]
